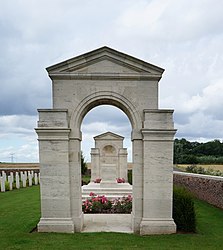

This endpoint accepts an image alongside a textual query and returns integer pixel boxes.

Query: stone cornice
[35,128,71,141]
[37,109,68,112]
[48,73,162,81]
[141,129,177,141]
[143,109,174,113]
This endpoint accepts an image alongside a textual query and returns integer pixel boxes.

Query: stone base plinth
[82,182,132,200]
[140,218,176,235]
[131,214,142,234]
[73,213,84,232]
[38,218,75,233]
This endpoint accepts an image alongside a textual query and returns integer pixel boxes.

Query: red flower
[100,195,108,204]
[94,178,101,183]
[116,177,125,183]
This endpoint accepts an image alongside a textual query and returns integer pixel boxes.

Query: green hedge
[173,185,196,232]
[128,170,132,185]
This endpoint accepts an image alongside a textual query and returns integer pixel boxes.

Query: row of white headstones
[0,171,40,192]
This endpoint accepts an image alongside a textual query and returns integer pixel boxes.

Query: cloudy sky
[0,0,223,162]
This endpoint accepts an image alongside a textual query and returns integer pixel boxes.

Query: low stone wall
[173,171,223,209]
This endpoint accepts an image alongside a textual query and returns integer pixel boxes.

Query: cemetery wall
[174,171,223,209]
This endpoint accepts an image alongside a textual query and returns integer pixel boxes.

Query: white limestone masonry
[82,131,132,199]
[36,46,176,235]
[91,132,128,182]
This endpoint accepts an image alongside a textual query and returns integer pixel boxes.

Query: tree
[174,138,223,164]
[81,151,87,175]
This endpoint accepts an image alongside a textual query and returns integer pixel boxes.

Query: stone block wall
[173,171,223,209]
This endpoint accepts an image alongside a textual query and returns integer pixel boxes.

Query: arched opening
[66,92,143,234]
[81,105,132,162]
[80,105,133,232]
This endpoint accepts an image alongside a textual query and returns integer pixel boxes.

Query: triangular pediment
[94,131,124,141]
[62,56,147,74]
[46,46,164,78]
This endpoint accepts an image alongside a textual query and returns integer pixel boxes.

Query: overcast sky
[1,0,223,162]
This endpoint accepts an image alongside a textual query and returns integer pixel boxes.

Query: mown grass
[0,186,223,250]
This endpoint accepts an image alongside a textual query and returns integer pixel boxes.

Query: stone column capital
[141,129,177,141]
[35,128,71,141]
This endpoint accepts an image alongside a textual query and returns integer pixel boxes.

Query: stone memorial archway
[36,46,176,235]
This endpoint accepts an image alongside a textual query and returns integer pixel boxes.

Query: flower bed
[82,192,132,214]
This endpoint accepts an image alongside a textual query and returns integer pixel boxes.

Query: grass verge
[0,186,223,249]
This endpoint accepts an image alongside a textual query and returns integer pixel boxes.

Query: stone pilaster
[131,130,143,234]
[36,109,75,233]
[90,148,100,182]
[140,110,177,235]
[118,148,128,180]
[69,133,84,232]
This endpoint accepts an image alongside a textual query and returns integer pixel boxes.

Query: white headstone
[16,173,20,189]
[8,176,13,191]
[2,171,6,182]
[24,171,27,181]
[20,171,23,180]
[10,172,14,182]
[22,174,26,188]
[0,176,5,192]
[34,173,38,185]
[28,174,32,186]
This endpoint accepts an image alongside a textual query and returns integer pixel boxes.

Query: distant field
[0,163,39,169]
[1,163,223,172]
[176,164,223,171]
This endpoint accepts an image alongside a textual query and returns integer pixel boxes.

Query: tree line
[174,138,223,164]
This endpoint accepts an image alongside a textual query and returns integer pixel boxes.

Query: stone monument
[91,131,128,183]
[36,46,177,235]
[82,132,132,199]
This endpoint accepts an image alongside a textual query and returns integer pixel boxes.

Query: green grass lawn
[0,186,223,250]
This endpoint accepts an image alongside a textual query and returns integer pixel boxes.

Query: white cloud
[162,79,223,116]
[0,115,38,162]
[0,115,37,134]
[186,81,223,115]
[115,0,223,42]
[176,112,223,140]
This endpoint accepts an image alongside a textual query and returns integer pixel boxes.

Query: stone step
[82,193,131,201]
[82,182,132,201]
